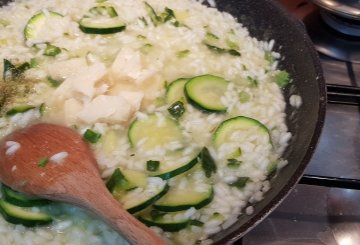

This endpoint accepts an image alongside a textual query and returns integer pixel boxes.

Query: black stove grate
[236,83,360,245]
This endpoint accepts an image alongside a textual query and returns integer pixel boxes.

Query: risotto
[0,0,294,244]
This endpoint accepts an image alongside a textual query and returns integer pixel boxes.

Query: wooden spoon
[0,123,166,245]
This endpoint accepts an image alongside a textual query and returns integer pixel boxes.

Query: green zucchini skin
[24,11,63,41]
[138,214,189,232]
[79,23,126,35]
[153,187,214,212]
[0,199,52,227]
[150,157,199,180]
[126,184,170,214]
[213,116,272,148]
[2,185,50,207]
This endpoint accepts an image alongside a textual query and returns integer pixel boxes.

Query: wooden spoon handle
[80,186,166,245]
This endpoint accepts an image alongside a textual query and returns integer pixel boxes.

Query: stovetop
[241,1,360,244]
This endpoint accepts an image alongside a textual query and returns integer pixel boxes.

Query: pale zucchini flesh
[213,116,271,148]
[128,114,183,151]
[185,74,229,112]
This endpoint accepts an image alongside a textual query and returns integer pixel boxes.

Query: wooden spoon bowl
[0,123,165,245]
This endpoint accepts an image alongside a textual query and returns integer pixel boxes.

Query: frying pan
[0,0,326,244]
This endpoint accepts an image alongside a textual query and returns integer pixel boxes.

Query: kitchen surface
[242,1,360,244]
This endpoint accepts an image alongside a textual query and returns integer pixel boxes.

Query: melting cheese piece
[46,58,88,81]
[63,98,83,125]
[108,48,164,106]
[110,47,155,84]
[54,62,107,100]
[77,92,143,124]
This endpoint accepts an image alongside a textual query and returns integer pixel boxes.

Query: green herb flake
[228,49,241,56]
[176,49,190,58]
[189,220,204,227]
[212,212,224,220]
[265,51,275,64]
[225,38,239,50]
[144,2,161,26]
[137,34,146,40]
[39,103,46,115]
[146,160,160,172]
[83,129,102,144]
[228,147,242,158]
[162,7,176,23]
[3,59,30,81]
[139,17,148,26]
[205,44,240,57]
[205,44,227,54]
[14,62,30,78]
[43,44,61,57]
[247,76,258,87]
[274,70,290,88]
[227,159,242,169]
[168,101,185,119]
[199,147,217,178]
[38,157,49,168]
[229,177,250,189]
[206,32,219,41]
[47,77,62,88]
[89,6,118,18]
[106,168,127,192]
[30,58,40,68]
[238,91,250,103]
[3,59,16,81]
[96,0,108,3]
[140,43,153,54]
[6,105,35,116]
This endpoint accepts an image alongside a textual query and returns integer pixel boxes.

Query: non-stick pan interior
[209,0,326,243]
[0,0,326,244]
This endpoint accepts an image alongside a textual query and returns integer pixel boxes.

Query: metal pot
[0,0,326,244]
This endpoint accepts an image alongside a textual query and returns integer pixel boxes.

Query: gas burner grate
[236,83,360,245]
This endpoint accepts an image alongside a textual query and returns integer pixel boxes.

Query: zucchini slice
[2,185,50,207]
[165,78,188,104]
[128,114,183,151]
[213,116,271,148]
[185,74,229,112]
[138,210,190,232]
[154,177,213,212]
[119,178,169,214]
[79,17,126,34]
[0,199,52,227]
[24,11,63,41]
[79,5,125,34]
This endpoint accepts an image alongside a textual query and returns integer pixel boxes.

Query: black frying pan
[0,0,326,244]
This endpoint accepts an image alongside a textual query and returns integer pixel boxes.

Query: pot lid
[311,0,360,20]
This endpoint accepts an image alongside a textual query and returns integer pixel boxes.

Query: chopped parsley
[146,160,160,172]
[168,101,185,119]
[38,157,49,168]
[83,129,102,144]
[199,147,217,178]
